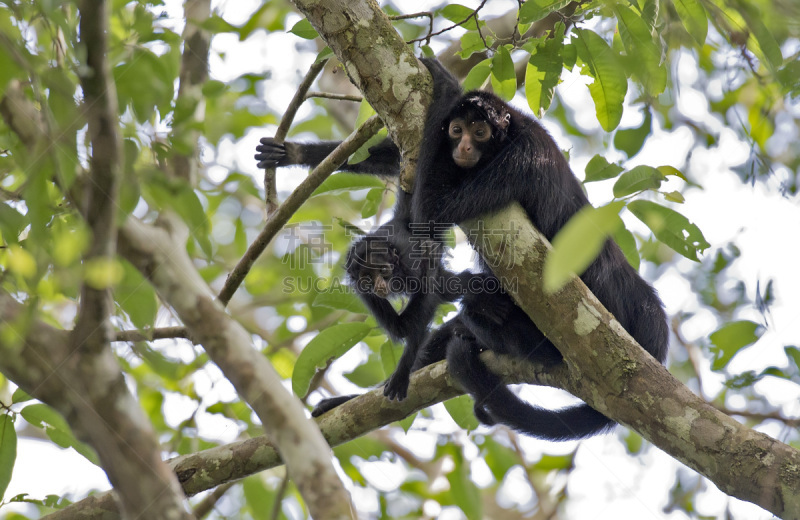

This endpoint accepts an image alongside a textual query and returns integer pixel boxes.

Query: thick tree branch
[462,205,800,518]
[50,2,195,518]
[289,2,800,517]
[290,0,431,190]
[39,354,560,520]
[117,214,353,520]
[172,0,210,184]
[0,292,192,520]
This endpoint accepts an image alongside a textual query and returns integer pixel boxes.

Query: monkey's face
[346,238,402,299]
[357,263,395,298]
[448,118,492,169]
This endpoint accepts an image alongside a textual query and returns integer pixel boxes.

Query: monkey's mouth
[453,156,479,168]
[373,278,390,298]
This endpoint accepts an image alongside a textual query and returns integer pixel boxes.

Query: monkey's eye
[381,266,393,277]
[449,125,462,137]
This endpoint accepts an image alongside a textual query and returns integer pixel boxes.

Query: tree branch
[218,114,383,305]
[172,0,211,184]
[461,205,800,518]
[60,2,193,518]
[39,353,560,520]
[117,213,353,520]
[289,2,800,516]
[0,292,190,520]
[264,58,329,215]
[290,0,431,191]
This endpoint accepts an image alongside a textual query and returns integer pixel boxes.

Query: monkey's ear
[498,112,511,130]
[388,244,400,264]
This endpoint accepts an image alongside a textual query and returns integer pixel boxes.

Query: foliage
[0,0,798,519]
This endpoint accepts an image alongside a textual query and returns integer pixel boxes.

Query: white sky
[4,1,799,520]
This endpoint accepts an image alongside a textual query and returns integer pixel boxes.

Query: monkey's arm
[255,137,400,176]
[383,291,443,401]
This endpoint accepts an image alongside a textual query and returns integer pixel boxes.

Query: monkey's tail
[482,385,615,441]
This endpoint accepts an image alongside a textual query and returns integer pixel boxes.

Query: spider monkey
[407,61,669,440]
[255,77,482,407]
[255,59,668,440]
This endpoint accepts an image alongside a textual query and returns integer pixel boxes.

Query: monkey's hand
[255,137,296,168]
[383,367,411,401]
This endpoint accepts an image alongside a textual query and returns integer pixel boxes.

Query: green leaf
[544,201,626,293]
[786,346,800,373]
[479,436,521,481]
[671,0,707,46]
[525,23,565,116]
[380,340,402,377]
[348,126,386,165]
[460,32,488,59]
[199,14,238,34]
[612,165,666,198]
[641,0,659,29]
[289,18,318,40]
[312,289,368,314]
[311,173,386,196]
[19,404,99,465]
[709,320,764,371]
[518,0,571,24]
[0,414,16,501]
[117,261,158,330]
[11,388,32,404]
[614,107,652,158]
[398,412,417,432]
[242,475,278,520]
[628,200,709,261]
[573,29,627,131]
[462,59,492,92]
[314,46,334,64]
[443,395,480,430]
[657,165,688,181]
[583,154,624,182]
[361,188,383,218]
[624,430,644,454]
[614,5,666,96]
[446,447,483,520]
[613,225,640,270]
[0,200,28,244]
[344,355,384,388]
[292,323,373,398]
[490,46,516,101]
[664,191,685,203]
[534,453,574,471]
[740,4,783,69]
[441,4,475,24]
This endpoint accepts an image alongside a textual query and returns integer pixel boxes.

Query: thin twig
[305,91,363,102]
[114,326,192,343]
[192,482,235,519]
[389,11,434,40]
[219,115,384,305]
[269,473,290,520]
[264,58,329,216]
[408,0,489,46]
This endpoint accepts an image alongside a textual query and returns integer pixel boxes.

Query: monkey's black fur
[256,59,669,441]
[310,316,460,417]
[257,126,476,407]
[342,190,477,401]
[408,60,669,440]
